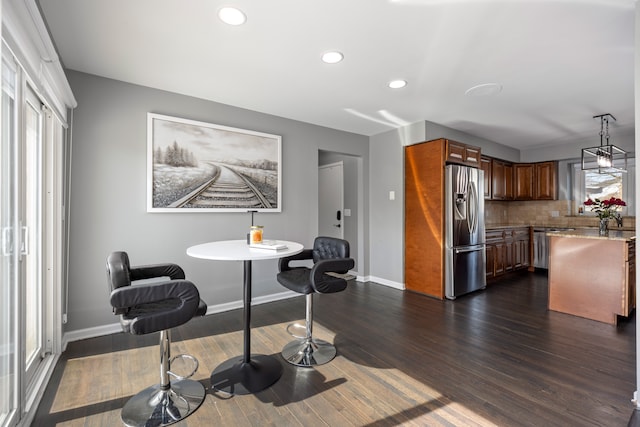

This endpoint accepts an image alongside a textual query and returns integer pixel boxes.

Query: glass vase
[598,218,609,236]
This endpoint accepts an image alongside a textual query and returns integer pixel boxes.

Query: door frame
[317,151,365,280]
[318,161,344,239]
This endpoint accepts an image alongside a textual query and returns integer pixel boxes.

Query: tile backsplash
[485,199,635,229]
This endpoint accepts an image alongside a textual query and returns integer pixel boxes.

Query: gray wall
[521,127,635,162]
[65,70,369,332]
[369,128,405,284]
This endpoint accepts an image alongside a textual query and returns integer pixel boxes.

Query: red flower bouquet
[584,197,626,220]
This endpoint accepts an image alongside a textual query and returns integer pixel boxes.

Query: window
[586,171,623,200]
[573,161,635,216]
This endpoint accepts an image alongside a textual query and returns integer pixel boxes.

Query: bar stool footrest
[168,353,199,380]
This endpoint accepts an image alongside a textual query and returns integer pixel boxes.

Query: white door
[318,162,344,239]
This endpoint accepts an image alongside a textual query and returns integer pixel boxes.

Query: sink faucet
[615,213,623,228]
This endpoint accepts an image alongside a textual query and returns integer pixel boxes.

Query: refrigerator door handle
[454,245,484,254]
[467,181,478,235]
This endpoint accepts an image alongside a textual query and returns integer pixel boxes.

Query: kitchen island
[548,229,635,325]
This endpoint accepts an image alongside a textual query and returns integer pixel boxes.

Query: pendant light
[581,113,627,173]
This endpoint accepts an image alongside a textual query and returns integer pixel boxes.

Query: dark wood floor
[33,271,636,426]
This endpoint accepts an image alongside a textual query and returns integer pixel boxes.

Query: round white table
[187,239,304,395]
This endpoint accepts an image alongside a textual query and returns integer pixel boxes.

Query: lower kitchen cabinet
[626,239,635,316]
[486,227,532,280]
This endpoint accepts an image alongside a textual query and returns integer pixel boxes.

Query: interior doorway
[318,161,344,239]
[318,150,363,279]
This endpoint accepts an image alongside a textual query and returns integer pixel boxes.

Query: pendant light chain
[599,115,604,146]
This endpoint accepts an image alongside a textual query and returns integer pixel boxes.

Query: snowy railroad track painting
[147,113,281,212]
[164,163,272,209]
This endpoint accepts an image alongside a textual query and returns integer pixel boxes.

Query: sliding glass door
[0,51,18,427]
[0,4,73,425]
[0,47,60,427]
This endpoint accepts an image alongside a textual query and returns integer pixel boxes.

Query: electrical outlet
[551,210,559,217]
[389,191,395,201]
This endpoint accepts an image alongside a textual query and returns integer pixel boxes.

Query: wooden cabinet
[512,227,530,269]
[480,156,492,199]
[513,161,557,200]
[624,240,635,316]
[486,227,532,281]
[504,163,514,200]
[445,139,481,167]
[514,164,534,200]
[534,161,557,200]
[481,156,514,200]
[405,139,447,299]
[486,230,506,279]
[491,159,513,200]
[485,244,496,280]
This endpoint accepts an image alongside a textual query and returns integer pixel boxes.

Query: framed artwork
[147,113,282,212]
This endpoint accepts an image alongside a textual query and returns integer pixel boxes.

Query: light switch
[344,209,351,216]
[389,191,395,201]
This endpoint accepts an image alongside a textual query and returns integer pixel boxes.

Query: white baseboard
[62,289,301,349]
[364,275,405,290]
[61,277,405,348]
[62,323,122,350]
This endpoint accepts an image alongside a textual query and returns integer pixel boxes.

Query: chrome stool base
[121,379,205,427]
[281,338,337,367]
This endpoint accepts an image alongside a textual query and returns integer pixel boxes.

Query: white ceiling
[38,0,636,150]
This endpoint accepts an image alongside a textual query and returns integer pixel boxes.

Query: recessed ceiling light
[465,83,502,97]
[388,80,407,89]
[322,51,344,64]
[218,7,246,26]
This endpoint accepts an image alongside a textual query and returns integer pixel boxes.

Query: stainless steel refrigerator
[444,164,486,299]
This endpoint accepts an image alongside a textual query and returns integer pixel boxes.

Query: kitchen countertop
[547,228,635,241]
[486,224,636,232]
[486,225,533,230]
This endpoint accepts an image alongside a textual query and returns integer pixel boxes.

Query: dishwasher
[533,228,574,269]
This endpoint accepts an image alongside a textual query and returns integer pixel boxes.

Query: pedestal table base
[210,354,283,395]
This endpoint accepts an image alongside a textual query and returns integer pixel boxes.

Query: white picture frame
[147,113,282,212]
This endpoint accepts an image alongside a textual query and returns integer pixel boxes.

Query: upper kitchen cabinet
[480,156,492,199]
[445,139,481,167]
[491,159,514,200]
[514,164,534,200]
[514,161,558,200]
[534,161,558,200]
[482,156,516,200]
